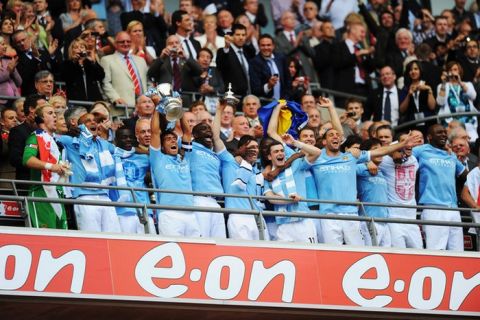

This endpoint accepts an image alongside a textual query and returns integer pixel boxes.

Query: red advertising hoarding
[0,228,479,316]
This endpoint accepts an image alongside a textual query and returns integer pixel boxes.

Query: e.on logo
[135,243,296,302]
[342,254,480,311]
[0,245,86,293]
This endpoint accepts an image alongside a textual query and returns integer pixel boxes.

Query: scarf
[270,167,301,224]
[35,129,63,218]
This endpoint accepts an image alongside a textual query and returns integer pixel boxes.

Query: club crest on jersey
[342,156,349,161]
[395,165,416,200]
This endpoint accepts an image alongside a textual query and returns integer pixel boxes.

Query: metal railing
[394,111,480,132]
[1,179,479,247]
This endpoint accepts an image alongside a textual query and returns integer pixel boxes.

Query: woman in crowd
[126,20,156,66]
[194,15,224,65]
[49,95,67,113]
[55,110,68,134]
[18,2,49,50]
[399,60,436,133]
[0,36,21,105]
[287,57,308,102]
[0,18,17,58]
[60,0,91,33]
[437,61,478,141]
[23,103,69,229]
[61,38,105,102]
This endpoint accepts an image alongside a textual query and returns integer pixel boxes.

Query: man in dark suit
[242,0,268,30]
[172,10,201,60]
[363,65,400,126]
[451,0,475,25]
[12,30,60,97]
[332,22,374,107]
[249,34,291,100]
[8,95,46,191]
[216,23,251,103]
[313,21,336,90]
[274,11,318,85]
[147,35,203,107]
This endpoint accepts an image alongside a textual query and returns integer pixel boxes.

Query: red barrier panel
[0,228,479,316]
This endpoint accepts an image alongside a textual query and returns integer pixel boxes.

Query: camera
[346,112,356,117]
[91,32,100,37]
[447,73,459,81]
[79,51,88,58]
[170,47,177,55]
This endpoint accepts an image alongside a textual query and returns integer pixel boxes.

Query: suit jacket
[100,52,149,113]
[364,86,400,122]
[332,41,374,95]
[216,47,250,97]
[8,122,35,183]
[148,56,213,107]
[274,32,318,83]
[313,40,335,89]
[249,52,291,99]
[61,59,105,102]
[16,49,58,96]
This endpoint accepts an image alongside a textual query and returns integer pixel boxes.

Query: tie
[266,58,281,100]
[172,58,182,91]
[384,90,392,122]
[184,39,195,59]
[354,44,366,80]
[289,32,295,46]
[238,49,251,94]
[125,55,141,96]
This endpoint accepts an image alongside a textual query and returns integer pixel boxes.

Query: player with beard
[266,97,344,242]
[56,113,122,232]
[413,124,468,251]
[379,132,423,249]
[113,126,155,234]
[150,109,201,237]
[312,127,422,246]
[213,103,268,240]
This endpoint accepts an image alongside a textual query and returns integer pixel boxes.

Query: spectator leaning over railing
[22,103,70,229]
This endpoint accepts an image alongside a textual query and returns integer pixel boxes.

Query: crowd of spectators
[0,0,480,251]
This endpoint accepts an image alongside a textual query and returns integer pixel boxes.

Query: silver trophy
[221,83,239,107]
[145,83,183,121]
